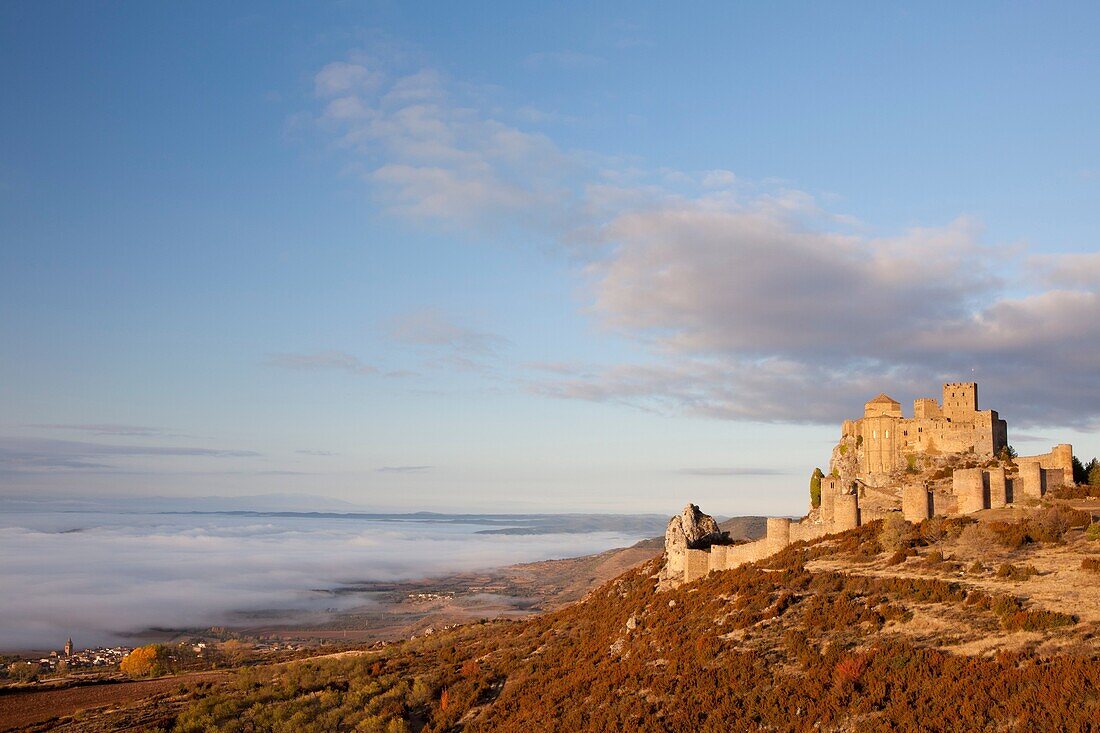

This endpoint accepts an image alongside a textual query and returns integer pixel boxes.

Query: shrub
[886,548,912,566]
[833,655,867,689]
[917,516,947,545]
[968,561,986,575]
[957,523,998,553]
[1082,558,1100,574]
[879,514,913,553]
[1048,483,1100,500]
[995,563,1038,581]
[1086,523,1100,542]
[1032,506,1088,541]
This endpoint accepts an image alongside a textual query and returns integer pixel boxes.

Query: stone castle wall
[679,443,1073,584]
[667,383,1077,587]
[849,383,1008,478]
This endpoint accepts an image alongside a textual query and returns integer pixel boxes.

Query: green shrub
[810,468,823,509]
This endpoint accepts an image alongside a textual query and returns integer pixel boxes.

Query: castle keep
[845,382,1008,478]
[664,381,1075,586]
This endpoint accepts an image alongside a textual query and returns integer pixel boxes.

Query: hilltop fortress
[663,382,1075,587]
[849,382,1007,478]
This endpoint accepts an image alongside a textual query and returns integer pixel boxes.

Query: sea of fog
[0,510,664,651]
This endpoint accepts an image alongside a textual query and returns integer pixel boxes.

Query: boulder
[659,504,725,589]
[666,503,723,550]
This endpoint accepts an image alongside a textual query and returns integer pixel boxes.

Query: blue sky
[2,1,1099,514]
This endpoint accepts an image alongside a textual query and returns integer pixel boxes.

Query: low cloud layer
[677,467,786,477]
[0,437,260,474]
[376,465,433,473]
[309,52,1100,430]
[266,350,413,378]
[0,512,648,650]
[26,424,186,438]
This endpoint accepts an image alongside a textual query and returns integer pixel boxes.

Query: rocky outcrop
[667,503,724,550]
[658,504,725,588]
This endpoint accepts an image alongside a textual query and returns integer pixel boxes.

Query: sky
[1,1,1099,516]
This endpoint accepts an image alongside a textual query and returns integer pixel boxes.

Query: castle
[664,382,1075,586]
[847,382,1007,478]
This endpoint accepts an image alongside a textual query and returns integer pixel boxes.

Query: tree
[1088,459,1100,490]
[120,645,162,677]
[1073,456,1088,484]
[998,445,1017,460]
[809,468,824,508]
[8,662,39,682]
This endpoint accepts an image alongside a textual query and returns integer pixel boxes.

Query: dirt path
[0,670,227,732]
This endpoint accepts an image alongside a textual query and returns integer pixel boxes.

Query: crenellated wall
[1018,445,1074,477]
[682,496,861,583]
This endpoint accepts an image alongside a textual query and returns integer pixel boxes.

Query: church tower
[64,637,73,657]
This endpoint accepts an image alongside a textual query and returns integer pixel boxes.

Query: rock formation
[658,504,725,589]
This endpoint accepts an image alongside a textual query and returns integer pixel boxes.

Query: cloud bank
[309,52,1100,429]
[0,512,648,650]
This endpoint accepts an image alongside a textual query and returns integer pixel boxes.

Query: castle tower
[942,382,978,420]
[862,394,902,474]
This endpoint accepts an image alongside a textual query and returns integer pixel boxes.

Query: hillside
[10,507,1099,732]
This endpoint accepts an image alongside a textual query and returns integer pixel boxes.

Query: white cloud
[308,51,1100,429]
[314,61,384,97]
[387,308,509,355]
[266,350,413,378]
[1031,252,1100,290]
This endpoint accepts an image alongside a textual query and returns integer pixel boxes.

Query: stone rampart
[1018,460,1043,500]
[765,517,791,555]
[707,545,728,574]
[902,485,931,522]
[666,433,1078,587]
[788,522,829,544]
[954,468,986,514]
[987,467,1007,509]
[684,549,710,584]
[1020,444,1074,476]
[834,493,859,531]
